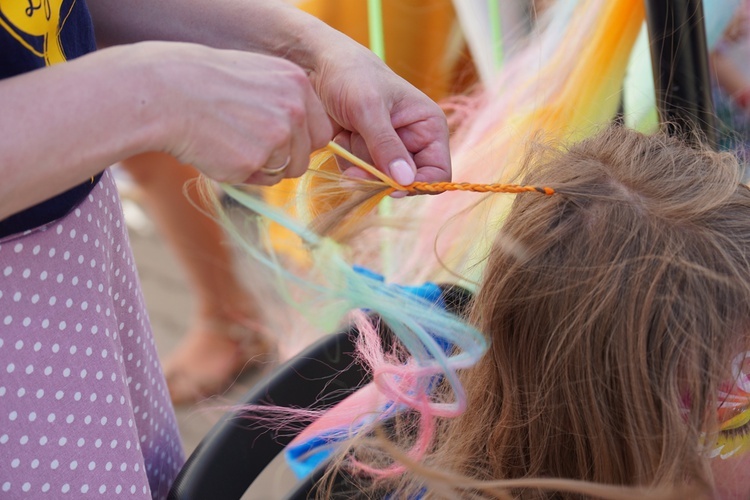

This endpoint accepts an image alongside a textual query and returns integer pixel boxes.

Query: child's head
[426,127,750,497]
[225,124,750,496]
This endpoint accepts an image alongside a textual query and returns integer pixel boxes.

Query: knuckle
[238,147,266,169]
[310,128,332,150]
[263,123,292,150]
[371,131,400,150]
[285,101,306,126]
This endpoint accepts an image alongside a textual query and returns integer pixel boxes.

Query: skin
[711,454,750,499]
[711,355,750,498]
[0,0,451,220]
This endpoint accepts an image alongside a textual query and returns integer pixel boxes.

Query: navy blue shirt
[0,0,101,238]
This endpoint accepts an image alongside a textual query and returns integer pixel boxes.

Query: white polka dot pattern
[0,171,184,499]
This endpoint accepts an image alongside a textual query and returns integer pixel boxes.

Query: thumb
[356,108,416,186]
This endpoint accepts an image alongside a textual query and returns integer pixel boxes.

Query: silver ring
[260,156,291,176]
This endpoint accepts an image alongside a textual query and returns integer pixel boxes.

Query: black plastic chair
[167,285,472,500]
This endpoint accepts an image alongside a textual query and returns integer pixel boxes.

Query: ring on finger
[260,156,291,176]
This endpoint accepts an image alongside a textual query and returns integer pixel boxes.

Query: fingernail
[389,190,408,199]
[389,159,415,185]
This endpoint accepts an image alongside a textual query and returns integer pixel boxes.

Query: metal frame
[644,0,717,148]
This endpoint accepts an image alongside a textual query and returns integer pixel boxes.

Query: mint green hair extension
[218,182,487,419]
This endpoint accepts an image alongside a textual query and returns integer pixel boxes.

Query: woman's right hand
[126,41,333,185]
[0,41,332,219]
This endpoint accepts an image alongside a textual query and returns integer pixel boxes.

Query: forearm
[87,0,355,72]
[0,46,162,220]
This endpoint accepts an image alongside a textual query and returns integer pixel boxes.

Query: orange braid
[404,182,555,195]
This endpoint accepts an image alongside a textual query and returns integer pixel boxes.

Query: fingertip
[389,159,415,185]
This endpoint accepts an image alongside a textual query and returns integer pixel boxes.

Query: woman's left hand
[310,45,451,188]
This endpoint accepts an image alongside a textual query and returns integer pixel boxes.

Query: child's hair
[220,124,750,498]
[382,126,750,497]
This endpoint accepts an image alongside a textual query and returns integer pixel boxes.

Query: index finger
[352,104,418,186]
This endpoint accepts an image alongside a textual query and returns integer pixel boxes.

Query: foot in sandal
[163,317,274,406]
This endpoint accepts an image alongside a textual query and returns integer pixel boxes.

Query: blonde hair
[373,127,750,498]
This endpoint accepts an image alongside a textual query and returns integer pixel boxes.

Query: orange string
[405,181,555,195]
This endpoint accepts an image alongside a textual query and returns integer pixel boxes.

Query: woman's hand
[137,42,333,185]
[310,45,452,188]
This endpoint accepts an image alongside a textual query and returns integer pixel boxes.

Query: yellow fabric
[297,0,458,102]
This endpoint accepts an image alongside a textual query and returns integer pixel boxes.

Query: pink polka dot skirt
[0,170,184,498]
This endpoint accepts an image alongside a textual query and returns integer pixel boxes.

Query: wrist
[107,42,189,156]
[295,21,383,94]
[245,4,371,79]
[48,45,167,165]
[258,8,338,73]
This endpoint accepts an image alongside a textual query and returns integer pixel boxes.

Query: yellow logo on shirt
[0,0,69,65]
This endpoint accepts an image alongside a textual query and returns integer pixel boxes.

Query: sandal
[163,318,275,406]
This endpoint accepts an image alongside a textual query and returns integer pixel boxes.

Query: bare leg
[120,152,272,405]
